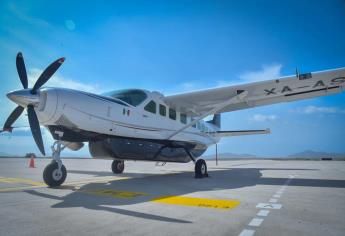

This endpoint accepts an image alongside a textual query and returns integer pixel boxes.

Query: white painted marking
[257,210,270,216]
[277,190,283,194]
[269,198,278,203]
[273,194,281,198]
[289,175,295,178]
[256,203,282,209]
[248,218,264,227]
[238,229,255,236]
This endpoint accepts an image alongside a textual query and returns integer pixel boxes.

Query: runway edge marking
[238,174,295,236]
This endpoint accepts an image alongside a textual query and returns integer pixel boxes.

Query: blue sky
[0,0,344,157]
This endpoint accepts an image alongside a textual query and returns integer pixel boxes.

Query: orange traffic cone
[29,156,35,168]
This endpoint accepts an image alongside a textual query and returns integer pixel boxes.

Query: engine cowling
[61,141,84,151]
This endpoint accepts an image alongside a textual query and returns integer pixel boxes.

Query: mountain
[0,152,11,157]
[204,152,259,159]
[204,150,345,160]
[288,150,345,159]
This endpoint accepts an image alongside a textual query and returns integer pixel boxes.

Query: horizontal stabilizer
[213,129,270,137]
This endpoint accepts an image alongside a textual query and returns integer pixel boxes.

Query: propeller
[16,53,28,89]
[2,52,65,155]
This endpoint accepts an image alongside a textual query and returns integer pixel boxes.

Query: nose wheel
[43,140,67,187]
[43,161,67,187]
[111,160,125,174]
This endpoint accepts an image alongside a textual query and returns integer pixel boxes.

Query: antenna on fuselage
[215,144,218,166]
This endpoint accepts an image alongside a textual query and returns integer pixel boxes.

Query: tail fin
[207,114,221,128]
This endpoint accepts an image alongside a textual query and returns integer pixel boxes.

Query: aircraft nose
[6,89,39,106]
[6,91,18,102]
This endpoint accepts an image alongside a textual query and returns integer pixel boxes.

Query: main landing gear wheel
[43,161,67,187]
[112,160,125,174]
[195,159,208,178]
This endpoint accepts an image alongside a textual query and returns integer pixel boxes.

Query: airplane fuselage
[35,87,220,162]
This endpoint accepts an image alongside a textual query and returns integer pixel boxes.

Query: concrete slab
[0,158,344,236]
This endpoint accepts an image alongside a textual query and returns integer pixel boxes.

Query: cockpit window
[103,89,147,106]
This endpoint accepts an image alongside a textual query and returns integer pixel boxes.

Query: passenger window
[159,104,166,116]
[144,100,156,114]
[180,113,187,124]
[169,108,176,120]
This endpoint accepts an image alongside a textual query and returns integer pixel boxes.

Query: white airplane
[2,52,345,187]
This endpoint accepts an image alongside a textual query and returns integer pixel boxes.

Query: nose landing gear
[43,141,67,187]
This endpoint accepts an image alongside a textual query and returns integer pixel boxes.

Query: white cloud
[297,106,345,114]
[170,64,283,94]
[28,68,102,93]
[181,82,196,89]
[14,126,31,131]
[239,64,282,83]
[216,64,282,87]
[249,114,277,122]
[7,3,51,28]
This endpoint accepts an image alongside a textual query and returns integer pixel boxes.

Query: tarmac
[0,158,344,236]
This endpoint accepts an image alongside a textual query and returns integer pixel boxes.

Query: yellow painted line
[152,196,240,210]
[66,176,130,186]
[0,177,44,186]
[0,176,130,193]
[84,189,148,198]
[0,185,45,193]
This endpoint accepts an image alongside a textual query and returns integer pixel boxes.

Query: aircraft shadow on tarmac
[25,167,345,223]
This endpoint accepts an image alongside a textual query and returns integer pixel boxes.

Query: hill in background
[1,150,344,160]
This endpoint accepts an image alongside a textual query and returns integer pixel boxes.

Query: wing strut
[167,90,248,140]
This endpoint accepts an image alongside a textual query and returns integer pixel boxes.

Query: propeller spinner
[2,52,65,156]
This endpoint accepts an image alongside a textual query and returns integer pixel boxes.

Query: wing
[164,68,345,115]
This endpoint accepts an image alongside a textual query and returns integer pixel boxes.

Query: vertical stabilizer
[207,114,221,128]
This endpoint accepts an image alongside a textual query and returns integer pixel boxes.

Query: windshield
[103,89,147,106]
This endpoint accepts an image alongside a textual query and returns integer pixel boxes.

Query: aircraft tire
[195,159,208,178]
[43,162,67,187]
[112,160,125,174]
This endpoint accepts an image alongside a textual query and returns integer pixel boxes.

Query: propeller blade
[16,52,28,89]
[3,106,24,131]
[31,57,65,94]
[27,105,45,156]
